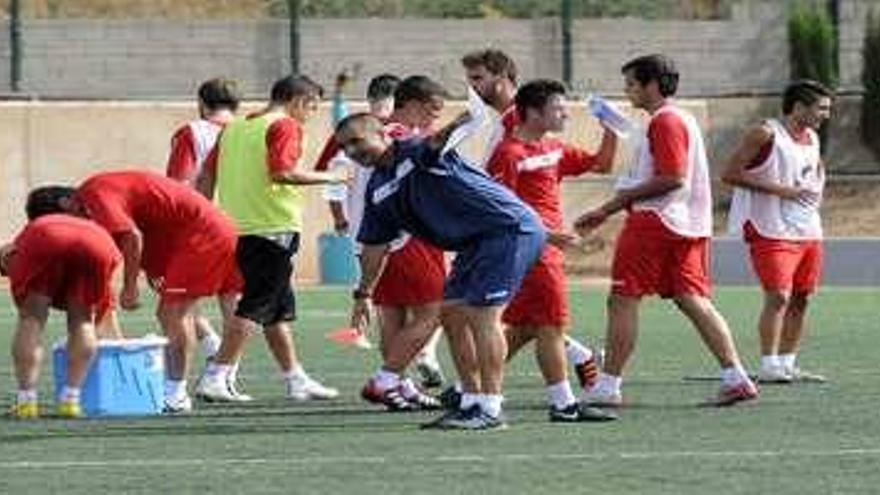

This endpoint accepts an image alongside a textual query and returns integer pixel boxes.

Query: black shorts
[235,233,299,326]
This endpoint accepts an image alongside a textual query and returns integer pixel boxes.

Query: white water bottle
[587,94,632,138]
[322,154,351,201]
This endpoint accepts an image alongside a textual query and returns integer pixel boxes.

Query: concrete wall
[0,95,871,283]
[0,0,873,99]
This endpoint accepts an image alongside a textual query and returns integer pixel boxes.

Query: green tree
[862,9,880,160]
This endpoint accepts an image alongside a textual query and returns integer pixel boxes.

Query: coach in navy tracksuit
[336,110,544,430]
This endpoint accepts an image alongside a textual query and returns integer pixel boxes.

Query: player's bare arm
[591,126,619,174]
[114,230,144,311]
[270,167,349,186]
[574,173,685,233]
[721,124,814,201]
[350,243,390,332]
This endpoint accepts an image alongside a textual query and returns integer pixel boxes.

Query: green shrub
[788,2,838,87]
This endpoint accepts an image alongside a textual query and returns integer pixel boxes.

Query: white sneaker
[788,367,827,383]
[286,377,339,401]
[758,365,793,384]
[163,394,193,414]
[196,375,238,402]
[582,387,623,408]
[226,380,254,402]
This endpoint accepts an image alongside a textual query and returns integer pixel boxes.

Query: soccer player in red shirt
[316,75,447,411]
[722,80,832,383]
[5,195,123,419]
[575,54,758,407]
[166,77,242,367]
[487,79,617,421]
[26,171,249,413]
[444,50,599,410]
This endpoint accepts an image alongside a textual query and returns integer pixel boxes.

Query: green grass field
[1,286,878,494]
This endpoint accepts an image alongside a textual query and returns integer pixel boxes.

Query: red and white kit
[727,119,824,292]
[612,104,713,298]
[77,171,242,303]
[488,136,598,326]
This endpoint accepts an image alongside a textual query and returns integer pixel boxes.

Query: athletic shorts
[744,222,822,293]
[445,228,546,307]
[502,246,568,327]
[611,211,711,298]
[235,233,299,326]
[144,222,243,304]
[10,229,120,321]
[374,237,445,307]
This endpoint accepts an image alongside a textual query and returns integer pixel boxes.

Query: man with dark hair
[451,50,601,407]
[366,73,402,115]
[196,74,345,403]
[486,79,617,422]
[461,48,520,158]
[316,75,447,411]
[26,171,251,413]
[166,77,243,384]
[575,54,759,407]
[337,111,546,430]
[4,212,122,419]
[722,79,832,383]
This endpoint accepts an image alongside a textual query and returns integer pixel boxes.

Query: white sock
[373,368,401,391]
[460,393,480,410]
[564,336,593,365]
[453,381,463,393]
[207,363,232,380]
[59,386,81,402]
[17,389,37,403]
[228,361,240,385]
[481,394,503,418]
[165,380,187,399]
[546,380,577,409]
[593,373,622,395]
[720,365,749,386]
[779,353,797,372]
[399,378,419,399]
[283,364,308,383]
[760,354,780,371]
[199,328,222,359]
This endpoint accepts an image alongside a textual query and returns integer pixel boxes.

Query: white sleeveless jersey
[727,119,823,240]
[188,119,223,178]
[616,105,712,238]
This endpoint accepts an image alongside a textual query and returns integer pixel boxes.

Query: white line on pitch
[2,448,880,469]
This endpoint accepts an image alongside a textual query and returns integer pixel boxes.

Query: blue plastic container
[318,232,360,284]
[52,336,167,417]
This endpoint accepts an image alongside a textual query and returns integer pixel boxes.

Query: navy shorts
[445,229,546,307]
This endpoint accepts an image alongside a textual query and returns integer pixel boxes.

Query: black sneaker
[438,386,462,410]
[420,405,480,430]
[549,402,618,423]
[416,361,445,389]
[440,406,507,431]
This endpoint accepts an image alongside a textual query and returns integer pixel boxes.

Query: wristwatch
[352,288,372,300]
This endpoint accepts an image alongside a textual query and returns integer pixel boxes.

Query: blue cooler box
[53,335,167,417]
[318,232,360,284]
